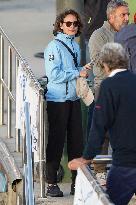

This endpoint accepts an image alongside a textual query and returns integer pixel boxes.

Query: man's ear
[108,13,114,24]
[103,63,110,76]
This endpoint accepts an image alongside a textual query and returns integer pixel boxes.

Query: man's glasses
[63,21,79,27]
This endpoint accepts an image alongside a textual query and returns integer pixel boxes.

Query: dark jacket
[114,24,136,73]
[83,70,136,167]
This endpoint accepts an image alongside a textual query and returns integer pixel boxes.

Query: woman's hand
[79,63,93,78]
[84,63,92,70]
[79,69,89,78]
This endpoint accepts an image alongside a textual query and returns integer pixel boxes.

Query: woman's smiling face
[60,14,78,36]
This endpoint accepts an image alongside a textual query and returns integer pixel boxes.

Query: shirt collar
[108,69,127,77]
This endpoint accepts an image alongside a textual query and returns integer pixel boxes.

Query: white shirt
[108,69,127,77]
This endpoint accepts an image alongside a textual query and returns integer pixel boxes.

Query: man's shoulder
[101,76,116,89]
[90,22,110,41]
[101,77,111,86]
[101,71,133,87]
[91,25,105,37]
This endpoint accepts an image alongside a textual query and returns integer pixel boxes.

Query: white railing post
[0,34,4,125]
[39,95,46,198]
[24,102,35,205]
[7,46,12,138]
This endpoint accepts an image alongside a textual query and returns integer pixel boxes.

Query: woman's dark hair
[53,9,83,37]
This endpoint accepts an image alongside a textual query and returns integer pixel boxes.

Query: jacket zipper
[66,82,68,95]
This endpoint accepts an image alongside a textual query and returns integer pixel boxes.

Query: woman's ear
[60,22,63,30]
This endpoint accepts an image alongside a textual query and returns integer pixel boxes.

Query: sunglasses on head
[63,21,79,27]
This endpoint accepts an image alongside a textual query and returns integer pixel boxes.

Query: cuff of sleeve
[82,148,96,160]
[75,70,80,78]
[78,66,83,72]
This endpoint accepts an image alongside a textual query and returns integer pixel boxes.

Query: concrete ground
[35,183,73,205]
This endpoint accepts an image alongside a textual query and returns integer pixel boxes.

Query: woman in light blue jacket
[44,9,90,197]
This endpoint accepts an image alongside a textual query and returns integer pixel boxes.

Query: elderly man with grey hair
[89,0,129,96]
[86,0,129,183]
[68,42,136,205]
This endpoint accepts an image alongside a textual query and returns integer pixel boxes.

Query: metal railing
[24,102,35,205]
[0,139,22,186]
[74,164,114,205]
[0,26,46,200]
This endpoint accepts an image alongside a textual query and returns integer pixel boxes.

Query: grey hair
[99,42,129,71]
[107,0,128,19]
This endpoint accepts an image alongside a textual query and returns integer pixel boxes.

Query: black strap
[55,39,78,67]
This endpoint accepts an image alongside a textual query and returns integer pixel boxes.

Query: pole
[56,0,84,15]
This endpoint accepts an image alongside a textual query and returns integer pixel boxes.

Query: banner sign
[16,62,40,162]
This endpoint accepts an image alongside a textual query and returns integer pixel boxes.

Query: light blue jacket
[44,32,83,102]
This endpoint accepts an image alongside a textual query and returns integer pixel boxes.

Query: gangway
[1,26,135,205]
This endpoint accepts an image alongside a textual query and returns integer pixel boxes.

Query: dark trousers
[87,101,109,172]
[106,165,136,205]
[86,101,95,141]
[46,100,83,184]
